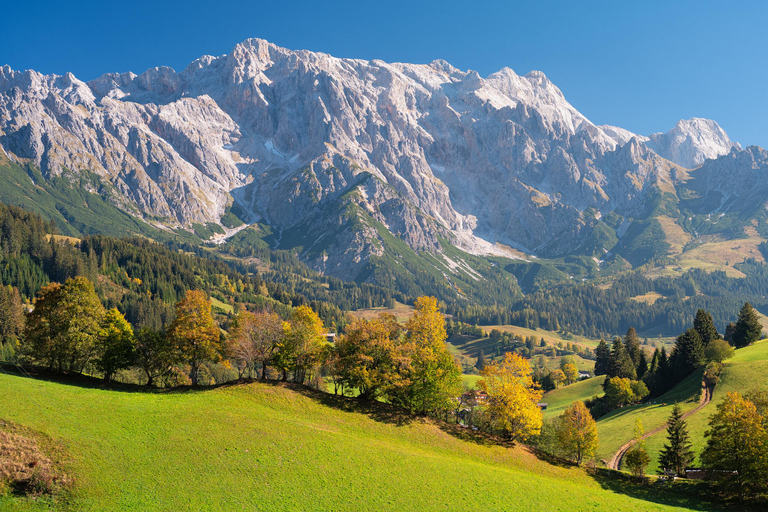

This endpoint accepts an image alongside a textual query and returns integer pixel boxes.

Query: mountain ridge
[0,38,763,284]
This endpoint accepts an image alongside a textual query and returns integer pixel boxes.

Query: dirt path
[607,382,712,471]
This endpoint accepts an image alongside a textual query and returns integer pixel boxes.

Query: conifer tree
[636,351,648,379]
[693,309,720,347]
[672,328,704,375]
[657,404,694,476]
[594,339,610,376]
[608,337,636,380]
[733,302,762,348]
[475,349,487,372]
[624,327,641,368]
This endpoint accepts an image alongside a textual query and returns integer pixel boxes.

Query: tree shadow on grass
[281,382,417,426]
[588,468,728,512]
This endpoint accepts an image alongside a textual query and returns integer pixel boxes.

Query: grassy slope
[0,375,715,512]
[595,340,768,473]
[596,369,704,467]
[542,377,605,420]
[640,340,768,474]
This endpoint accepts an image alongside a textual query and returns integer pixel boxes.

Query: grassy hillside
[593,340,768,474]
[0,374,718,511]
[541,377,605,420]
[639,340,768,474]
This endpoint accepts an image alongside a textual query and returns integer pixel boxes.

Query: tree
[276,305,327,384]
[561,363,578,385]
[733,302,762,348]
[475,349,487,372]
[657,404,695,477]
[228,309,283,379]
[335,313,403,400]
[624,327,641,368]
[556,401,598,466]
[636,350,648,380]
[693,309,720,347]
[166,290,221,386]
[724,322,737,346]
[480,352,543,441]
[550,369,566,388]
[604,376,635,409]
[134,327,175,386]
[701,392,768,499]
[398,297,462,416]
[23,277,105,373]
[671,328,704,375]
[0,285,24,346]
[607,337,636,380]
[625,420,650,479]
[95,308,135,382]
[704,338,734,364]
[594,339,610,376]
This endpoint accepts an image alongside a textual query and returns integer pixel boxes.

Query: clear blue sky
[2,0,767,147]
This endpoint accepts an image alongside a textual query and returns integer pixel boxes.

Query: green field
[541,377,605,419]
[0,374,718,511]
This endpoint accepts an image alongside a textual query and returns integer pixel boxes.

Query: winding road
[608,381,713,471]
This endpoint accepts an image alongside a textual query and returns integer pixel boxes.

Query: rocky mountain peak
[646,117,739,168]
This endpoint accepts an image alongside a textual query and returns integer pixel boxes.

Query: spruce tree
[624,327,641,368]
[608,337,636,380]
[594,339,610,376]
[724,322,737,346]
[658,404,695,476]
[475,349,487,372]
[636,350,648,380]
[733,302,762,348]
[693,309,720,347]
[672,328,704,375]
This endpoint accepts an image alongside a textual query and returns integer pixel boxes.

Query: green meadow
[541,376,605,420]
[0,373,718,511]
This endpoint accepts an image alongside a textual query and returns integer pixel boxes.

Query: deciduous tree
[701,392,768,499]
[335,313,403,400]
[480,352,543,441]
[228,309,283,379]
[95,308,135,382]
[398,297,461,416]
[556,401,598,466]
[166,290,221,386]
[134,327,175,386]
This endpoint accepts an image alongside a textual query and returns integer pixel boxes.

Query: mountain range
[1,38,766,288]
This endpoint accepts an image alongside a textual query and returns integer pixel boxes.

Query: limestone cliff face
[0,39,747,274]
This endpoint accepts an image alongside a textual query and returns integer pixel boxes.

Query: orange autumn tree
[167,290,221,385]
[480,352,543,441]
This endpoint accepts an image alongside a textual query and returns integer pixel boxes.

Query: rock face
[646,118,740,169]
[0,39,753,277]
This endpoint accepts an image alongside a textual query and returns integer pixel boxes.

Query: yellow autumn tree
[561,363,579,385]
[396,296,461,416]
[480,352,543,441]
[166,290,221,385]
[274,305,327,384]
[556,400,598,466]
[335,313,403,400]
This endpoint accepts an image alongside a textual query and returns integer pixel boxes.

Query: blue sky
[2,0,767,146]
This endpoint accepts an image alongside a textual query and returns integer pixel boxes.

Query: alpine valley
[2,38,768,335]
